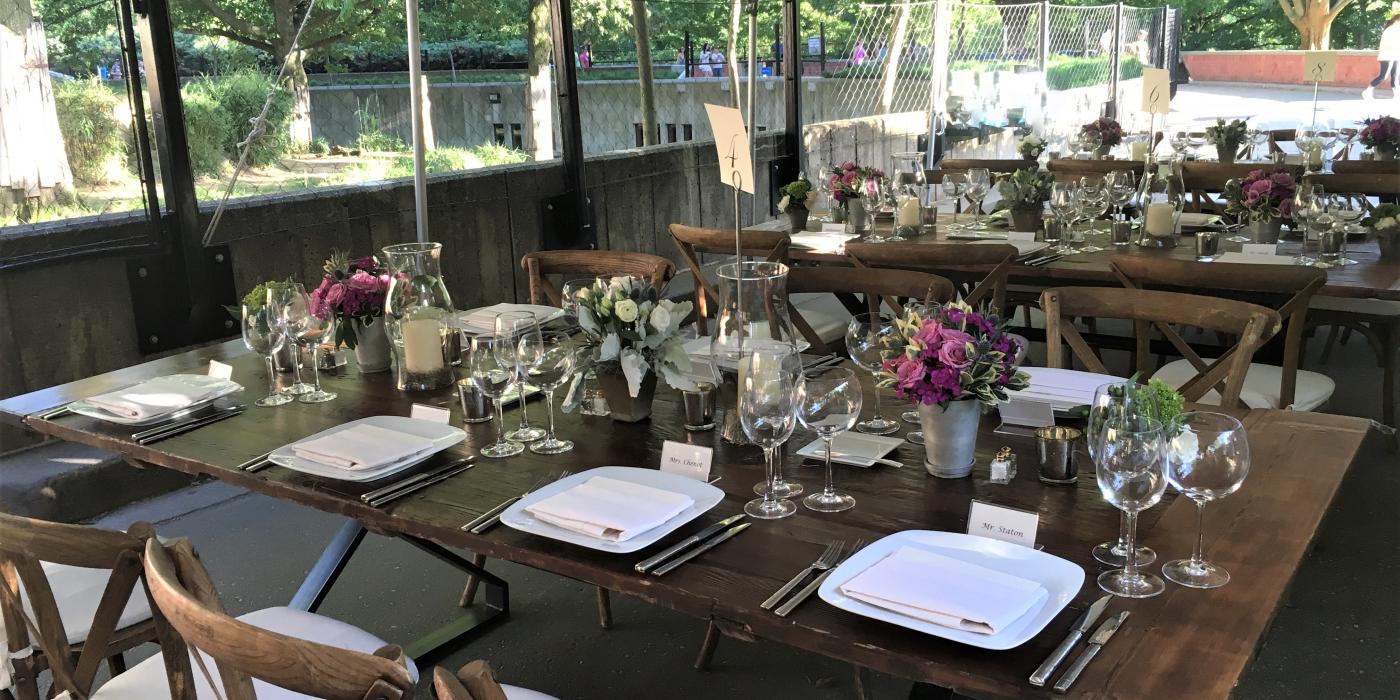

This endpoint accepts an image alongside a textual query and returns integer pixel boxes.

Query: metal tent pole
[406,0,429,242]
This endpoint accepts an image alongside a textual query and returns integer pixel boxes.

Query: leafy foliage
[53,79,126,184]
[183,70,293,167]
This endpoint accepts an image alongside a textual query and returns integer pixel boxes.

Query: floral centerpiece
[1364,202,1400,259]
[1081,117,1124,154]
[778,178,816,232]
[1017,134,1046,160]
[877,301,1029,477]
[309,251,393,370]
[574,276,695,421]
[995,167,1054,231]
[1359,116,1400,160]
[1205,118,1248,163]
[825,161,883,227]
[1222,168,1296,242]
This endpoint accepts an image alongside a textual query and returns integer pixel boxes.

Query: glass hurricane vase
[382,242,455,392]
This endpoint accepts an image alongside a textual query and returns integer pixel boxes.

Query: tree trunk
[284,48,313,146]
[878,0,913,114]
[0,8,72,216]
[525,0,554,160]
[1278,0,1355,50]
[631,0,658,146]
[728,0,742,108]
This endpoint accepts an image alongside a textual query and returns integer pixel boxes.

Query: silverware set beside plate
[132,404,246,445]
[634,513,749,576]
[800,354,843,378]
[361,456,477,508]
[766,539,866,617]
[1027,594,1129,693]
[1022,253,1067,267]
[462,470,573,534]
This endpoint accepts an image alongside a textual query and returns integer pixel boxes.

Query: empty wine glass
[276,284,337,404]
[798,367,863,513]
[559,277,596,317]
[266,284,312,396]
[845,312,898,435]
[519,330,576,455]
[1105,170,1136,222]
[495,311,546,443]
[469,336,524,459]
[241,303,293,407]
[741,346,802,520]
[1169,131,1190,159]
[1074,176,1108,253]
[1248,129,1270,161]
[1087,382,1157,568]
[858,187,886,242]
[941,173,967,230]
[1049,181,1078,254]
[1222,178,1253,244]
[1162,412,1250,589]
[1329,192,1365,265]
[964,168,991,234]
[1095,414,1168,598]
[1187,131,1207,159]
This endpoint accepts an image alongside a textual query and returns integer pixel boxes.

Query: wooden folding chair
[786,267,955,355]
[433,661,556,700]
[0,514,158,700]
[927,159,1036,184]
[668,224,790,334]
[1181,162,1304,214]
[1047,159,1145,184]
[520,251,675,307]
[844,241,1016,316]
[1040,287,1281,409]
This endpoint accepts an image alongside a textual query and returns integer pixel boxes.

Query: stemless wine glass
[519,330,576,455]
[1095,414,1168,598]
[278,284,337,404]
[741,346,802,520]
[241,304,293,407]
[798,367,863,513]
[495,311,546,443]
[963,168,991,234]
[266,284,312,395]
[1049,181,1078,254]
[1087,382,1157,567]
[845,312,898,435]
[941,173,967,230]
[469,336,524,458]
[1162,411,1251,589]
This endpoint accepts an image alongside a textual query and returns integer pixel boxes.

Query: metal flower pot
[596,371,656,423]
[786,208,810,233]
[1378,235,1400,262]
[918,399,982,478]
[1246,217,1283,244]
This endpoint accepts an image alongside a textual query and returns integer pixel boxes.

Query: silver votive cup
[919,205,938,234]
[1111,221,1133,247]
[682,382,717,431]
[1195,230,1220,261]
[457,379,493,424]
[1036,425,1082,485]
[1318,228,1345,265]
[1043,220,1064,246]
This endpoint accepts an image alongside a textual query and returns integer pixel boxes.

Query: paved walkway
[1168,81,1396,131]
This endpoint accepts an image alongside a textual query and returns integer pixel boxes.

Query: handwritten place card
[1006,231,1038,244]
[703,103,755,194]
[1303,51,1337,83]
[1240,243,1279,256]
[968,500,1039,548]
[1140,68,1171,114]
[410,403,452,425]
[660,440,713,482]
[208,361,233,380]
[997,399,1056,429]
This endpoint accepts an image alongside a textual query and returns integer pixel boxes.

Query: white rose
[1378,216,1397,231]
[778,195,791,211]
[650,303,672,331]
[615,299,639,323]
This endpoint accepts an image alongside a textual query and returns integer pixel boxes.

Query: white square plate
[268,416,466,483]
[819,531,1083,650]
[67,375,244,426]
[796,432,905,467]
[500,466,725,553]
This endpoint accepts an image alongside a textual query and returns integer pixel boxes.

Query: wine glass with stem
[963,168,991,235]
[1105,170,1136,223]
[859,185,887,243]
[941,173,967,230]
[277,284,337,404]
[1247,128,1270,161]
[798,367,863,513]
[1329,192,1365,265]
[1162,411,1251,589]
[845,312,899,435]
[1221,178,1253,244]
[741,345,802,520]
[266,284,313,396]
[1074,176,1108,253]
[494,311,546,443]
[469,335,524,458]
[241,303,293,407]
[1087,382,1158,568]
[519,330,576,455]
[1049,181,1079,254]
[1095,413,1168,598]
[898,302,926,439]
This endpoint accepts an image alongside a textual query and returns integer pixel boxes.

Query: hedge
[53,79,127,184]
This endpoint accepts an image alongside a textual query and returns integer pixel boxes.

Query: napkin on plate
[85,377,223,419]
[290,423,436,471]
[455,303,562,333]
[838,546,1049,635]
[524,476,695,542]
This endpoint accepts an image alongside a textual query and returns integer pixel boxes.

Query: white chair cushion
[791,293,854,345]
[0,561,154,645]
[1309,296,1400,316]
[1152,359,1335,411]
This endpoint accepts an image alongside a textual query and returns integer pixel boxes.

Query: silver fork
[761,539,844,610]
[774,538,868,618]
[463,470,571,534]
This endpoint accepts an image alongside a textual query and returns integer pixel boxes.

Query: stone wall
[1183,50,1381,88]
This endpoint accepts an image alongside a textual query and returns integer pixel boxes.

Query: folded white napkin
[1213,252,1294,266]
[838,546,1049,635]
[85,377,223,419]
[1017,367,1120,408]
[457,303,561,333]
[791,231,858,253]
[290,423,436,471]
[525,476,695,542]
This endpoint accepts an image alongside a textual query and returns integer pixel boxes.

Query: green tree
[1278,0,1356,49]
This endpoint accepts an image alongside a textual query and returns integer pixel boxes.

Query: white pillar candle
[1145,202,1176,238]
[1130,142,1149,161]
[402,317,445,374]
[896,195,921,226]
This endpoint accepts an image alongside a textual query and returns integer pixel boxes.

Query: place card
[1240,243,1278,256]
[207,360,233,380]
[820,222,847,234]
[1140,68,1171,114]
[660,440,713,482]
[703,103,754,194]
[410,403,452,425]
[1006,231,1038,244]
[1303,51,1337,83]
[996,399,1056,433]
[967,500,1039,548]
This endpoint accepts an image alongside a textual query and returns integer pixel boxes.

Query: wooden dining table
[0,341,1373,698]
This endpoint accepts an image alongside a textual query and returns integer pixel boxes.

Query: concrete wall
[1183,50,1382,88]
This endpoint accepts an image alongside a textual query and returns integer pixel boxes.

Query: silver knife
[236,451,274,472]
[651,522,750,576]
[365,458,476,508]
[635,514,746,574]
[361,457,475,504]
[1029,595,1111,687]
[1052,611,1129,693]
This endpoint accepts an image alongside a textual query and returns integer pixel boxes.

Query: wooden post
[1037,1,1050,72]
[631,0,658,146]
[877,0,913,115]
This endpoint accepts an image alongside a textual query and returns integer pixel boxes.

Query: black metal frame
[544,0,596,250]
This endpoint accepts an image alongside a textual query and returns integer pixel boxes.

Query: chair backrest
[1303,172,1400,198]
[1266,129,1295,155]
[1181,162,1304,213]
[668,224,791,334]
[0,514,151,697]
[520,250,675,306]
[844,241,1016,315]
[1047,159,1145,183]
[1109,255,1324,409]
[786,267,955,354]
[1040,287,1281,408]
[928,159,1036,183]
[142,538,415,700]
[1330,160,1398,176]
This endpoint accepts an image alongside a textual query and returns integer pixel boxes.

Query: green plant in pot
[778,178,816,232]
[1205,118,1248,164]
[995,167,1053,233]
[1364,203,1400,261]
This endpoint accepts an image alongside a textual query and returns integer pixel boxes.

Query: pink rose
[347,270,378,291]
[936,328,974,369]
[895,360,924,389]
[912,319,945,348]
[324,282,345,309]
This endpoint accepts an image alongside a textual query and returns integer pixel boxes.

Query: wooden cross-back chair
[925,159,1035,184]
[1304,173,1400,202]
[786,267,955,355]
[843,241,1016,316]
[520,251,675,307]
[1110,255,1328,410]
[1330,160,1398,176]
[1040,287,1281,409]
[1180,162,1304,214]
[0,514,157,700]
[668,224,790,335]
[1266,129,1295,156]
[1047,159,1145,184]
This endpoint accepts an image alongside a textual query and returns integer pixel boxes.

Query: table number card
[703,103,755,194]
[968,500,1039,548]
[207,361,234,380]
[1303,51,1337,83]
[660,440,713,482]
[410,403,452,425]
[1140,68,1171,114]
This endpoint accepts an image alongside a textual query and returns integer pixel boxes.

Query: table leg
[288,518,366,612]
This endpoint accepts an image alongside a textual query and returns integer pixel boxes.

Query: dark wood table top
[2,342,1372,698]
[750,217,1400,301]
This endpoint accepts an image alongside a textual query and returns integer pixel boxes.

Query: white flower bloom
[615,299,639,323]
[1378,216,1398,231]
[778,195,791,211]
[650,304,672,332]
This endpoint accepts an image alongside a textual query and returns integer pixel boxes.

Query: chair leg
[693,620,722,670]
[459,553,487,607]
[852,664,871,700]
[1341,325,1355,346]
[1319,324,1341,365]
[106,652,128,677]
[595,587,612,629]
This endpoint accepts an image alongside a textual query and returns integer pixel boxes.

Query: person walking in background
[696,43,713,77]
[1363,13,1400,100]
[852,40,866,66]
[673,48,687,79]
[578,42,593,71]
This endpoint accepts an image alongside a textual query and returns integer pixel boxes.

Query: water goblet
[519,330,576,455]
[495,311,546,443]
[845,312,899,435]
[1049,181,1078,254]
[1074,176,1108,253]
[266,283,313,395]
[1095,414,1168,598]
[469,336,524,458]
[741,346,802,520]
[963,168,991,234]
[941,173,967,230]
[1087,382,1158,568]
[1329,192,1365,265]
[798,367,863,513]
[276,284,337,404]
[241,303,293,407]
[1162,411,1250,589]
